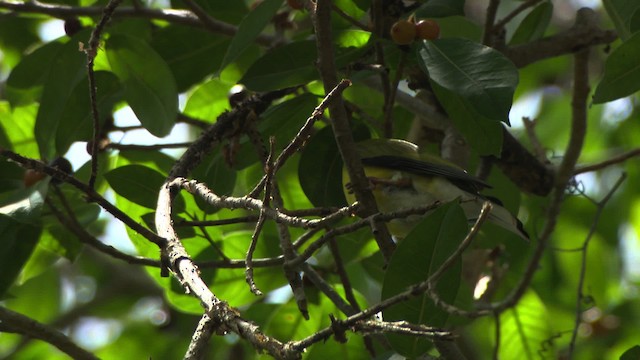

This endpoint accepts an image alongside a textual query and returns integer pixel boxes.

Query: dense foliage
[0,0,639,359]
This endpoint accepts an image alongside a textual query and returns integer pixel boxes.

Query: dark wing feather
[361,155,491,194]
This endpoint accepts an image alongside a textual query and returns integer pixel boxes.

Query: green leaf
[34,30,91,159]
[151,25,230,92]
[620,345,640,360]
[5,41,64,107]
[55,71,122,155]
[0,102,40,158]
[299,126,346,208]
[603,0,640,41]
[104,164,184,212]
[0,181,48,225]
[106,34,178,137]
[240,40,318,91]
[497,291,550,359]
[593,32,640,103]
[510,2,553,45]
[381,202,467,357]
[191,150,236,213]
[0,215,42,298]
[183,78,233,121]
[431,81,504,155]
[419,38,518,125]
[218,0,282,74]
[415,0,465,18]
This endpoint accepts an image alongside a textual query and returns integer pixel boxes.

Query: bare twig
[489,32,591,315]
[0,306,99,360]
[184,313,215,360]
[85,0,123,190]
[567,173,626,357]
[0,1,277,46]
[0,149,166,246]
[494,0,543,31]
[574,148,640,174]
[45,195,160,267]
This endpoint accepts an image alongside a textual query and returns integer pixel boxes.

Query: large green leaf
[5,41,64,107]
[106,34,178,137]
[299,126,347,208]
[34,30,91,159]
[418,38,516,155]
[104,164,184,212]
[191,147,237,213]
[55,71,122,155]
[183,78,234,121]
[218,0,282,73]
[0,215,42,298]
[603,0,640,41]
[430,81,504,155]
[497,291,550,360]
[0,102,39,158]
[381,202,467,358]
[509,2,553,45]
[593,32,640,103]
[0,180,48,225]
[240,40,319,91]
[419,38,518,125]
[151,25,230,92]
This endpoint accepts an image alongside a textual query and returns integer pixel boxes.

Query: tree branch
[0,306,99,360]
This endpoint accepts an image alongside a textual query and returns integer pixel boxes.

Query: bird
[342,138,529,241]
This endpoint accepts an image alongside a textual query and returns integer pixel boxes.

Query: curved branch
[0,0,277,46]
[0,306,98,360]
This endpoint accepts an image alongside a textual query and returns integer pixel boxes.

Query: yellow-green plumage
[342,139,529,241]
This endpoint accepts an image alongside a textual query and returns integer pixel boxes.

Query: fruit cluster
[390,19,440,45]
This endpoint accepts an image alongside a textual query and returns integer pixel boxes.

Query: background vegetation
[0,0,639,359]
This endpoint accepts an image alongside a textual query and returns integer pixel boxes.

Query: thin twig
[493,0,543,31]
[45,194,160,267]
[0,149,166,246]
[567,173,626,357]
[574,148,640,174]
[0,1,278,46]
[85,0,123,190]
[488,37,591,316]
[106,142,193,151]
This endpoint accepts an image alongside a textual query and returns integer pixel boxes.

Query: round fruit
[416,19,440,40]
[23,169,46,187]
[390,19,417,45]
[64,17,83,37]
[50,157,73,185]
[287,0,304,10]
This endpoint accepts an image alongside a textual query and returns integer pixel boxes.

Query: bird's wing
[361,155,491,194]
